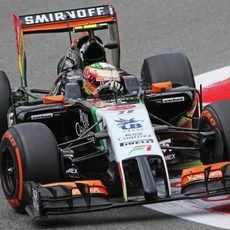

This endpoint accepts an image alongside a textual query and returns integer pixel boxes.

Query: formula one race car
[1,5,230,219]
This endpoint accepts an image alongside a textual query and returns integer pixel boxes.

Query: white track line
[195,65,230,88]
[145,197,230,229]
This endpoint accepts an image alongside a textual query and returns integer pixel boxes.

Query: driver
[83,62,124,97]
[54,34,124,97]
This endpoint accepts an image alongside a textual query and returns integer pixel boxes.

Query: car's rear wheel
[141,53,195,87]
[199,100,230,164]
[0,70,11,139]
[141,53,198,127]
[0,123,62,212]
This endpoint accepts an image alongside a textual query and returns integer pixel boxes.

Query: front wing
[23,162,230,219]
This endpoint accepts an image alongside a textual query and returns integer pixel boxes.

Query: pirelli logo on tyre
[201,110,217,127]
[3,131,17,147]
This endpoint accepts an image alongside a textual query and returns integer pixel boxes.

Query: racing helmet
[76,35,106,67]
[83,62,121,95]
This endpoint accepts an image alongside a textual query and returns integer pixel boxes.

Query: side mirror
[104,41,118,49]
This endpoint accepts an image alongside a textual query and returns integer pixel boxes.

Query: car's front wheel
[199,100,230,164]
[0,122,62,212]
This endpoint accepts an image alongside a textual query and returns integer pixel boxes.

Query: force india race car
[0,5,230,219]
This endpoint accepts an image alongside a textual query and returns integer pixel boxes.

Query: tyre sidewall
[0,123,62,211]
[0,131,25,210]
[199,106,227,162]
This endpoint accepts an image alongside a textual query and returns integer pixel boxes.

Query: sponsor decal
[108,105,135,111]
[162,97,185,104]
[75,110,94,139]
[165,153,176,161]
[120,139,154,147]
[159,139,175,162]
[115,118,143,130]
[79,109,89,129]
[31,113,53,120]
[66,168,78,175]
[118,133,152,141]
[20,6,113,25]
[128,144,152,154]
[186,170,222,182]
[72,187,103,196]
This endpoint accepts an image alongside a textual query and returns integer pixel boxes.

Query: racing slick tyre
[141,53,195,87]
[199,100,230,164]
[0,122,62,212]
[0,70,11,139]
[141,53,198,127]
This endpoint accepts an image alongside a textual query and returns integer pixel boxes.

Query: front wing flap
[24,180,111,219]
[181,162,230,195]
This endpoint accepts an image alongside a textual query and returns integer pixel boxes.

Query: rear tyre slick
[141,53,195,87]
[141,53,198,127]
[0,122,62,212]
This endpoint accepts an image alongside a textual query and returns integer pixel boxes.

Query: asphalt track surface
[0,0,230,229]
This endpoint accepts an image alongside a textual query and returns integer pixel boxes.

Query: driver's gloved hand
[109,81,124,92]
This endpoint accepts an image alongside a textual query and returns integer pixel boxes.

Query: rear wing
[13,5,120,87]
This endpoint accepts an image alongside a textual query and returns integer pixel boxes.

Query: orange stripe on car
[181,162,230,187]
[42,180,108,196]
[15,147,23,201]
